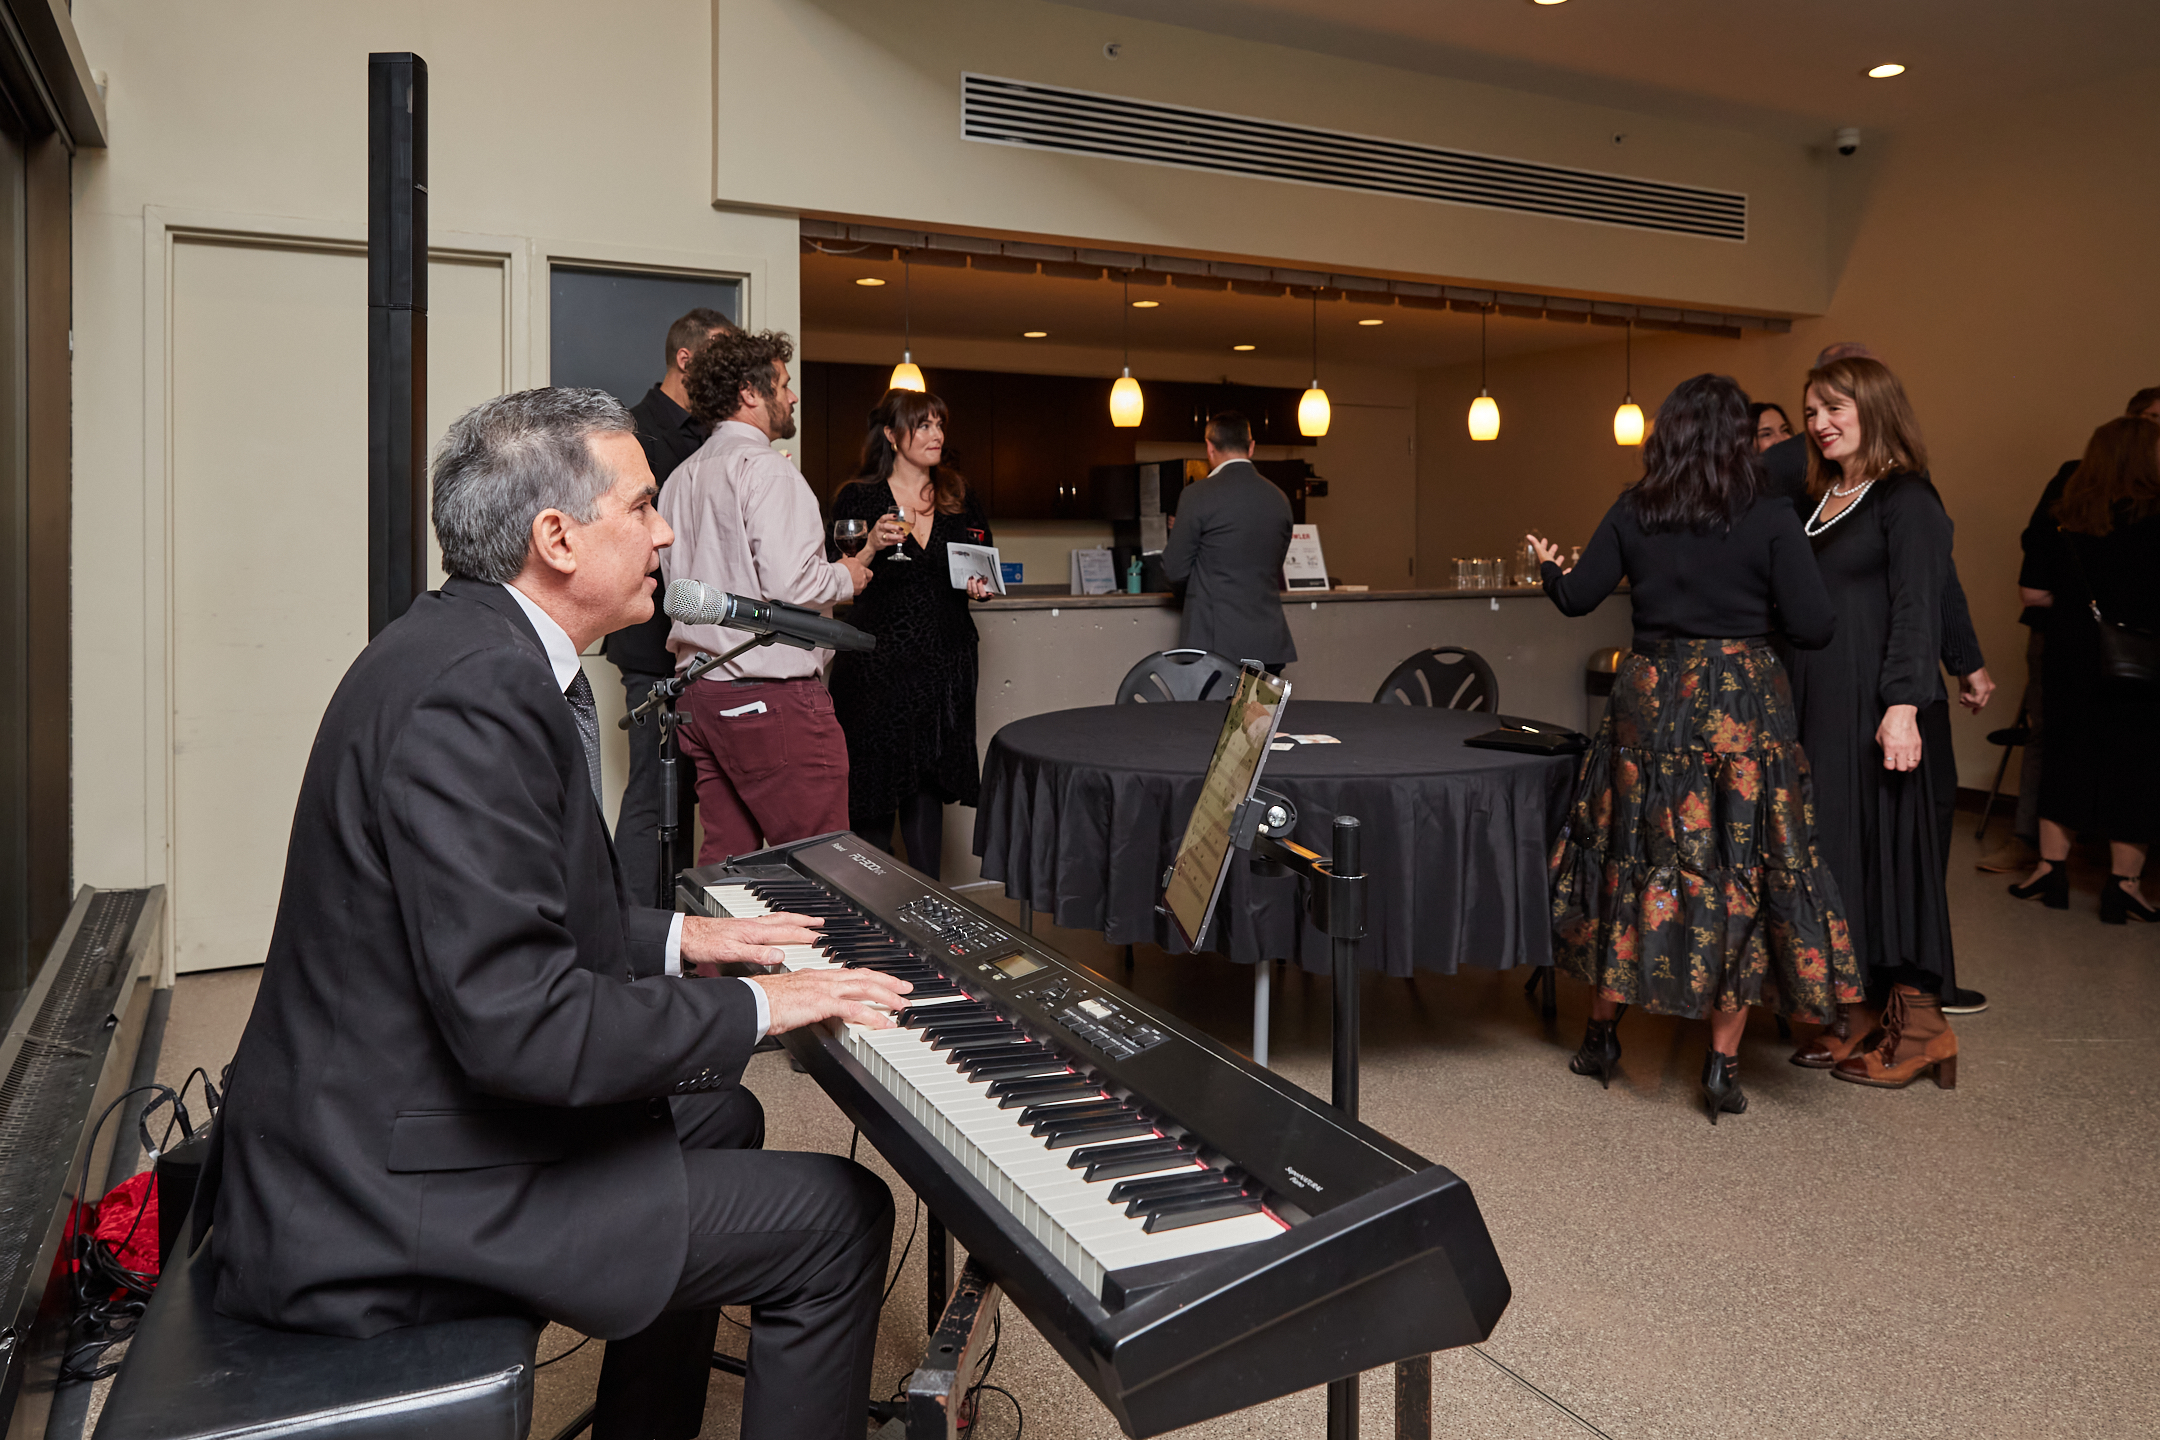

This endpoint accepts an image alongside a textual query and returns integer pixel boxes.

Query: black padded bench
[95,1134,543,1440]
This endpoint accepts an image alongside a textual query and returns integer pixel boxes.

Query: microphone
[663,578,876,653]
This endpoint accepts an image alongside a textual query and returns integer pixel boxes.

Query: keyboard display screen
[991,950,1047,980]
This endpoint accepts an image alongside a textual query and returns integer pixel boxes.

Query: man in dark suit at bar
[1161,411,1297,673]
[212,387,909,1440]
[609,307,736,904]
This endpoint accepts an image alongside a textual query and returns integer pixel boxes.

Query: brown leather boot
[1790,1002,1879,1069]
[1833,986,1958,1089]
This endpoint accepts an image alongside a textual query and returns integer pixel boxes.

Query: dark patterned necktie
[564,669,604,814]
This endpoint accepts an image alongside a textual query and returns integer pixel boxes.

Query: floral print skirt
[1550,637,1863,1022]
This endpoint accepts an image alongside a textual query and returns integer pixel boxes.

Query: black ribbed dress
[1785,473,1961,994]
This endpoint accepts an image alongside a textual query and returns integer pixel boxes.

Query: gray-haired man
[212,387,907,1439]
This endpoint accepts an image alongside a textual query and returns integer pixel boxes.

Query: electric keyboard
[682,834,1509,1438]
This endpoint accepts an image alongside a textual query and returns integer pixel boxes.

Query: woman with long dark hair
[826,389,993,877]
[1530,373,1859,1123]
[2013,415,2160,922]
[1784,357,1965,1087]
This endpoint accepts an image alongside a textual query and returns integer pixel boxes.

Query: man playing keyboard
[211,388,910,1440]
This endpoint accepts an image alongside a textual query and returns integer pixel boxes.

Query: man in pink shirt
[659,331,900,861]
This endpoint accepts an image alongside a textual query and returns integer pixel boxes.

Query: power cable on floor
[1468,1345,1619,1439]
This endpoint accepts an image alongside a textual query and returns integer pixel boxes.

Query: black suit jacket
[214,578,761,1340]
[1762,436,1985,674]
[1159,459,1298,665]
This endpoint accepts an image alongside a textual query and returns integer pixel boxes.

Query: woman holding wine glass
[827,388,994,877]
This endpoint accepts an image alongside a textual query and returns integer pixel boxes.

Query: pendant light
[1298,289,1332,437]
[1467,305,1500,442]
[888,253,925,392]
[1110,272,1144,427]
[1612,320,1644,446]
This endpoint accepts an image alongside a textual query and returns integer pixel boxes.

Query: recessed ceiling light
[1358,318,1384,326]
[1532,0,1568,7]
[1232,344,1256,351]
[1022,330,1048,338]
[1866,63,1906,78]
[854,277,886,286]
[1131,299,1160,308]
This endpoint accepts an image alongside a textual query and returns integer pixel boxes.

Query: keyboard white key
[702,880,1283,1298]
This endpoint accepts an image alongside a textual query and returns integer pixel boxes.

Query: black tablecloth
[973,701,1578,976]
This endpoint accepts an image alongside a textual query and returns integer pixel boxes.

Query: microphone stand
[1229,790,1427,1440]
[619,633,780,909]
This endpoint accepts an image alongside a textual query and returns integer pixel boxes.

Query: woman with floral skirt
[1530,373,1862,1123]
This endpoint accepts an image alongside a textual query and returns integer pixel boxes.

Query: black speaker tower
[368,53,428,637]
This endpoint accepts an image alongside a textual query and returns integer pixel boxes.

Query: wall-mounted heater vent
[961,73,1746,243]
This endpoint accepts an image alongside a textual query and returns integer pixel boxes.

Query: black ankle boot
[2101,877,2160,925]
[1568,1006,1627,1088]
[1701,1051,1747,1124]
[2008,860,2070,909]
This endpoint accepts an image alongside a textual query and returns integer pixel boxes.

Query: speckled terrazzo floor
[120,822,2158,1440]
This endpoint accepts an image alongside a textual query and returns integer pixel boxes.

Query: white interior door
[167,238,509,973]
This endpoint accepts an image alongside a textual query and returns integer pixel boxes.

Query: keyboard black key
[1122,1178,1238,1217]
[986,1075,1099,1103]
[1043,1119,1155,1149]
[1072,1140,1198,1181]
[961,1054,1068,1081]
[1141,1192,1266,1233]
[1019,1098,1127,1125]
[942,1037,1034,1061]
[1108,1170,1222,1205]
[899,1003,988,1027]
[1035,1108,1140,1138]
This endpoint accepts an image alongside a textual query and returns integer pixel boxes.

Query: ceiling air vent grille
[961,73,1746,243]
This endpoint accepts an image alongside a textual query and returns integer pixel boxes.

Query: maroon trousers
[676,677,850,864]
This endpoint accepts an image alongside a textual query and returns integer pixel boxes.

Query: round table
[972,701,1579,979]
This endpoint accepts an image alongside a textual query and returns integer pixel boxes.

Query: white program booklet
[947,542,1007,595]
[1282,524,1330,591]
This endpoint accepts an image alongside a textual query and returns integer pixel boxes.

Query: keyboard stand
[890,1257,1004,1440]
[1233,792,1429,1440]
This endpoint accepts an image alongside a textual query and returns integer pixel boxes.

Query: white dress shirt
[502,583,770,1035]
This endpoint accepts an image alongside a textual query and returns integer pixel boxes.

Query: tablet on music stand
[1162,664,1291,951]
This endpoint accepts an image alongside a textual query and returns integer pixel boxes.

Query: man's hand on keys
[679,913,823,973]
[751,968,913,1035]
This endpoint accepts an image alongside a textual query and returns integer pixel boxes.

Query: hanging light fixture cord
[1122,272,1131,365]
[1481,304,1490,389]
[903,253,912,355]
[1310,290,1319,383]
[1624,319,1632,397]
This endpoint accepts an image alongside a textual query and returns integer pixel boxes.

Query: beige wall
[1411,62,2160,783]
[727,0,1830,314]
[71,0,797,970]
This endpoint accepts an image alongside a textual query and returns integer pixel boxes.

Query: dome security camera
[1834,127,1861,156]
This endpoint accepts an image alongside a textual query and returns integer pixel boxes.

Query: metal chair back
[1372,646,1499,712]
[1114,648,1244,704]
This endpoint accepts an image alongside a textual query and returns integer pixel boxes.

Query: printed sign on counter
[1070,548,1118,595]
[1282,524,1329,591]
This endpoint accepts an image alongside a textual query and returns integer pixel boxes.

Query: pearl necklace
[1804,478,1875,537]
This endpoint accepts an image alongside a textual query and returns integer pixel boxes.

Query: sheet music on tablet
[1162,665,1290,951]
[947,542,1007,595]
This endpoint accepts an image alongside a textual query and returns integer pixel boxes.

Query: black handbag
[2065,538,2160,694]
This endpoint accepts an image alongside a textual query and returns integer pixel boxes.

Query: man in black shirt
[608,307,736,902]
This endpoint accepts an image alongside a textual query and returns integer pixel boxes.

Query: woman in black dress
[1785,357,1962,1088]
[2012,415,2160,923]
[1533,374,1861,1123]
[827,389,993,878]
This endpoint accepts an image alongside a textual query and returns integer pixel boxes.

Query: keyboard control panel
[897,895,1007,957]
[1019,974,1169,1060]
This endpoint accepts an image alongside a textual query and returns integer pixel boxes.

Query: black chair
[1973,709,2033,842]
[1372,646,1499,712]
[96,1125,543,1440]
[1113,648,1243,704]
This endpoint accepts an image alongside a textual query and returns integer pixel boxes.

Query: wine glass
[833,517,869,558]
[884,503,914,562]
